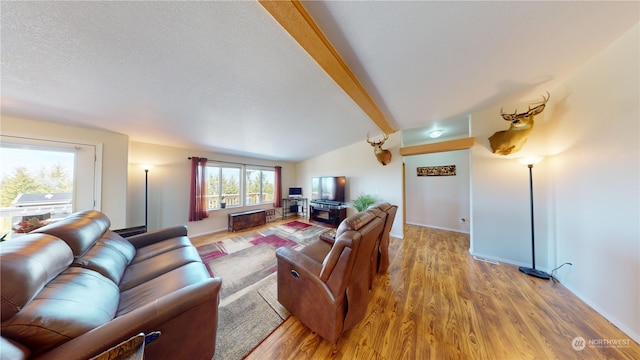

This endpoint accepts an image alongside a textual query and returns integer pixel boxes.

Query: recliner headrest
[367,202,391,211]
[0,234,73,321]
[32,210,110,258]
[336,210,377,234]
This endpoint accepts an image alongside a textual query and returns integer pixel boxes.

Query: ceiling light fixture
[429,130,443,138]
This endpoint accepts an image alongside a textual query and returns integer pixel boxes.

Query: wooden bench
[228,209,266,232]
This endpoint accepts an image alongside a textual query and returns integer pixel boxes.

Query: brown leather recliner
[369,202,398,273]
[275,209,385,343]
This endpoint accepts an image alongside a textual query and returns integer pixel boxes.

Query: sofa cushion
[117,262,211,316]
[32,210,110,258]
[73,230,136,284]
[319,233,358,281]
[119,246,202,291]
[131,235,193,263]
[0,234,73,321]
[299,237,333,264]
[1,267,119,355]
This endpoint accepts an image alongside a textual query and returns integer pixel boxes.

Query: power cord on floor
[550,262,573,284]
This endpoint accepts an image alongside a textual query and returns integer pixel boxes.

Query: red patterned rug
[195,221,327,359]
[196,221,327,298]
[282,220,312,231]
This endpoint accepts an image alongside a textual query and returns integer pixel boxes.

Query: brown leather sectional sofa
[1,210,221,360]
[275,202,397,343]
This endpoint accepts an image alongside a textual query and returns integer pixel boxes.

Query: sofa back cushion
[73,230,136,284]
[319,232,357,282]
[1,267,119,356]
[32,210,110,258]
[343,212,384,331]
[32,210,111,258]
[0,234,73,321]
[334,209,377,238]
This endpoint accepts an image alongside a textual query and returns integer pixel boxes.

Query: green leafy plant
[352,193,380,212]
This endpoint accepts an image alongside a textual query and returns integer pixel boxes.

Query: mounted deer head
[489,92,550,155]
[367,133,392,166]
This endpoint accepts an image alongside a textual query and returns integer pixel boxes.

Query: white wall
[296,133,404,239]
[546,23,639,342]
[128,141,297,236]
[470,23,639,342]
[470,102,552,267]
[1,115,129,228]
[404,150,470,233]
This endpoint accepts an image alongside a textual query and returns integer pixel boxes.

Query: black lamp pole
[144,169,149,232]
[519,163,550,279]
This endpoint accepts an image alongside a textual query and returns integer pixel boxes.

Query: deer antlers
[366,132,389,145]
[500,91,550,122]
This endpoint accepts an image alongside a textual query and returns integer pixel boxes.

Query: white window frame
[206,163,243,210]
[0,134,102,217]
[245,166,275,206]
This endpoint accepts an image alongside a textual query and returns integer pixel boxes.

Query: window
[245,168,274,206]
[202,162,275,210]
[0,135,99,239]
[206,165,241,209]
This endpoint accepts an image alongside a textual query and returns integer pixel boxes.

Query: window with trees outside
[204,163,275,210]
[245,168,274,206]
[206,165,241,209]
[0,136,99,241]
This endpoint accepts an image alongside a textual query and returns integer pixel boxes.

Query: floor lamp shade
[518,160,550,280]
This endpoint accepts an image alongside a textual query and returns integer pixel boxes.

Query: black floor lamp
[518,157,550,280]
[144,168,149,232]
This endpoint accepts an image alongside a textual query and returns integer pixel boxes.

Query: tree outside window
[1,147,74,239]
[245,168,274,206]
[206,165,241,209]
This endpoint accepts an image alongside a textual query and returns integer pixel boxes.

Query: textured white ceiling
[1,1,638,161]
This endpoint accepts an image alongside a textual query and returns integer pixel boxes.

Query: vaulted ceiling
[1,1,638,161]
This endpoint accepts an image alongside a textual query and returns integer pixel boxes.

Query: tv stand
[310,200,347,226]
[282,198,308,219]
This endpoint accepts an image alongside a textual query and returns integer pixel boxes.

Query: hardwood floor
[194,220,639,359]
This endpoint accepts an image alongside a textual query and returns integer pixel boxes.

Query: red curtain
[189,157,209,221]
[273,166,282,208]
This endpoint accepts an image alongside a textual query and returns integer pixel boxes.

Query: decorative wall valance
[417,165,456,177]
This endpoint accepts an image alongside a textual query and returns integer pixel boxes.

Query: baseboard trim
[406,221,470,235]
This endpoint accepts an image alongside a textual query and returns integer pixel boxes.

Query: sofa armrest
[319,233,336,245]
[275,247,338,300]
[34,277,222,360]
[276,247,322,278]
[126,226,188,249]
[275,247,345,343]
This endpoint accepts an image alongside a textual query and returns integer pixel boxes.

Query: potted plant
[220,196,227,209]
[352,193,380,212]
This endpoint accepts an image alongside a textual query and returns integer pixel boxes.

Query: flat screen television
[288,187,303,197]
[311,176,346,203]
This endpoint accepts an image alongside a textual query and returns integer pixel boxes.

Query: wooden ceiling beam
[400,137,475,156]
[259,0,396,135]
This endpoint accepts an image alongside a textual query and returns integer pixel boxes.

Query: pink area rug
[282,220,312,231]
[195,221,328,359]
[196,221,326,297]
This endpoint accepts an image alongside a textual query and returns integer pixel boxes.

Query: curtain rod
[187,157,277,168]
